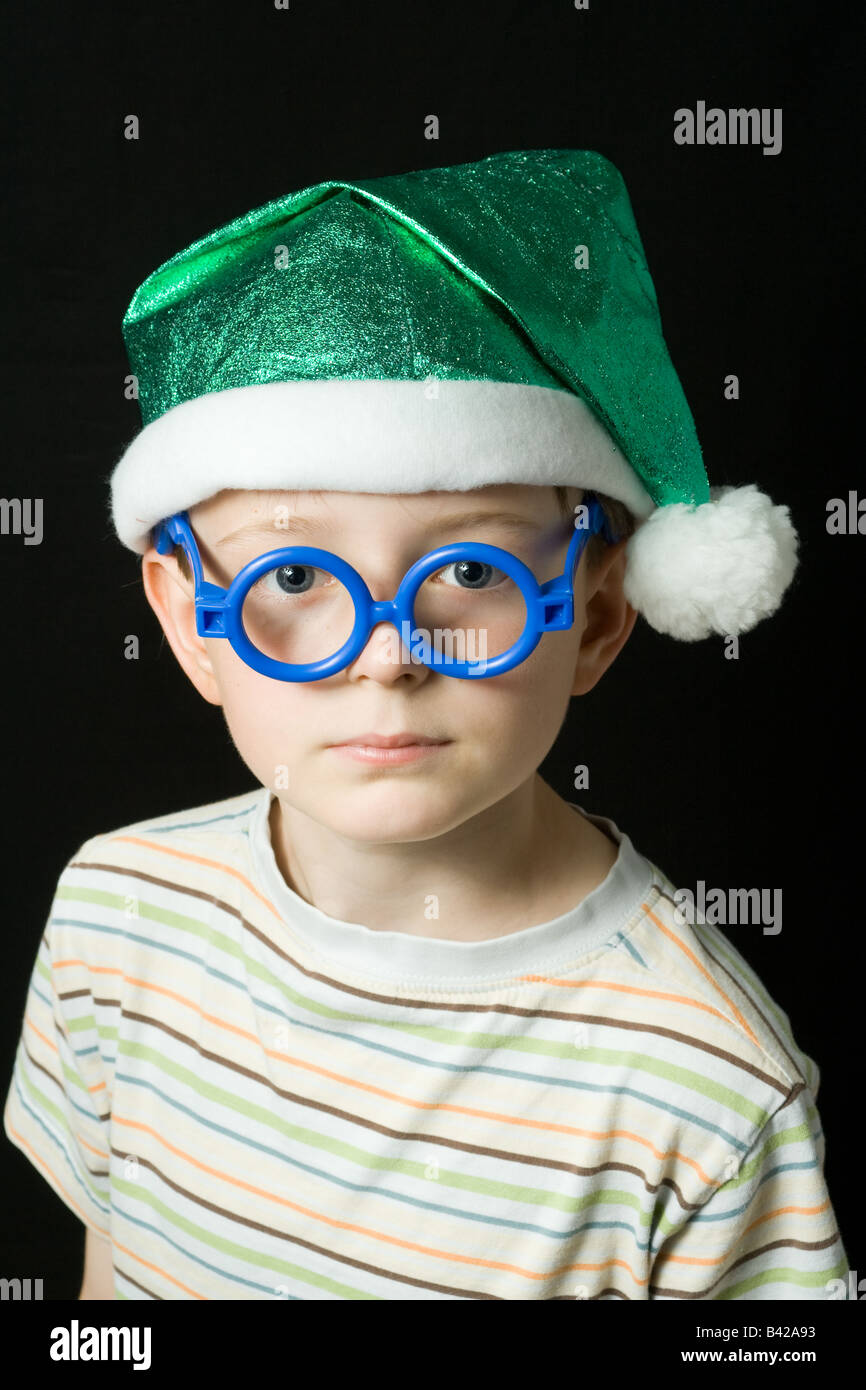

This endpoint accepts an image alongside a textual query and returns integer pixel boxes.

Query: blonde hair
[552,485,636,565]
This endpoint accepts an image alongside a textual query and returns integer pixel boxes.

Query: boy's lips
[327,732,451,764]
[329,732,448,748]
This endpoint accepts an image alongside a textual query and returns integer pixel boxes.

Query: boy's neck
[266,775,618,942]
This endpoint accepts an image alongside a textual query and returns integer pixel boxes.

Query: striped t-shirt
[4,787,848,1300]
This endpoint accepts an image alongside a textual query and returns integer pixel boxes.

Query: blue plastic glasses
[152,494,614,681]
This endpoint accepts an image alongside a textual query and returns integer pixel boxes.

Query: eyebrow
[215,509,549,547]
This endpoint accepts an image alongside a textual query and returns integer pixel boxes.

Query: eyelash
[251,559,512,600]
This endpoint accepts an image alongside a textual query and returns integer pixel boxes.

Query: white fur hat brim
[109,380,799,641]
[108,380,655,554]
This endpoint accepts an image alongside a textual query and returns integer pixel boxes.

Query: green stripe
[119,1038,656,1220]
[57,884,772,1125]
[14,1064,108,1211]
[110,1177,381,1299]
[715,1255,848,1299]
[720,1116,815,1191]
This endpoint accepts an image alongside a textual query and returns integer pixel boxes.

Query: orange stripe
[4,1116,109,1235]
[116,1115,649,1288]
[749,1199,831,1223]
[645,906,760,1047]
[26,1016,108,1101]
[51,957,718,1188]
[112,835,283,920]
[88,851,757,1046]
[111,1236,206,1298]
[516,971,737,1027]
[656,1202,832,1267]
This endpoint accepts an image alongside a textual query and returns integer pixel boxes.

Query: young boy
[4,149,848,1300]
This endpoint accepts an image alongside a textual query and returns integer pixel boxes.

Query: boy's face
[141,486,636,843]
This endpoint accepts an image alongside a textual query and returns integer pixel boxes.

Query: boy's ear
[140,547,223,706]
[571,537,638,697]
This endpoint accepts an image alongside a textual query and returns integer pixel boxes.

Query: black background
[1,0,862,1301]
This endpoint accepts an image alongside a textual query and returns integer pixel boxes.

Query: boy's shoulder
[49,788,269,949]
[72,786,267,862]
[630,863,819,1101]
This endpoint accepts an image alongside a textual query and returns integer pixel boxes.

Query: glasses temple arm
[152,513,229,636]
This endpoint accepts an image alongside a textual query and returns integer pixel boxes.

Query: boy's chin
[318,781,469,843]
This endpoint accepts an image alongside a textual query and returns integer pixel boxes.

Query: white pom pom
[622,484,799,640]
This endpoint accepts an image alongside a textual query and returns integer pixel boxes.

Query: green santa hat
[109,147,798,641]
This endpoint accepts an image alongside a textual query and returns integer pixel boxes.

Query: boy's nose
[345,616,427,686]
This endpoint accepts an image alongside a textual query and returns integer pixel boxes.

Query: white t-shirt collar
[248,788,653,989]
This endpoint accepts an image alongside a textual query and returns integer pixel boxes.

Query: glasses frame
[152,494,614,681]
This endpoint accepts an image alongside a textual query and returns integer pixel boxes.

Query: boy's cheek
[208,633,576,771]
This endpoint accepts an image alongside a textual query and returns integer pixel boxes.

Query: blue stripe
[10,1069,110,1217]
[48,911,756,1162]
[114,1070,657,1245]
[48,913,756,1155]
[136,804,259,834]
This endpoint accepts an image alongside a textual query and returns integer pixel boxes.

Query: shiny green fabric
[122,148,709,509]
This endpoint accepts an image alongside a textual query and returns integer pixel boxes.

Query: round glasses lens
[412,556,528,665]
[241,560,356,666]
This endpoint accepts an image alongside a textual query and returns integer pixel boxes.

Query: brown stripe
[775,1080,807,1113]
[654,887,808,1083]
[108,1002,706,1212]
[114,1265,164,1300]
[649,1232,842,1298]
[48,875,772,1214]
[109,1146,502,1299]
[51,967,764,1214]
[69,861,790,1095]
[54,983,709,1212]
[20,1037,111,1131]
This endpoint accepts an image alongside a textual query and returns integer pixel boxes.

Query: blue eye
[256,564,333,598]
[434,560,508,590]
[273,564,314,594]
